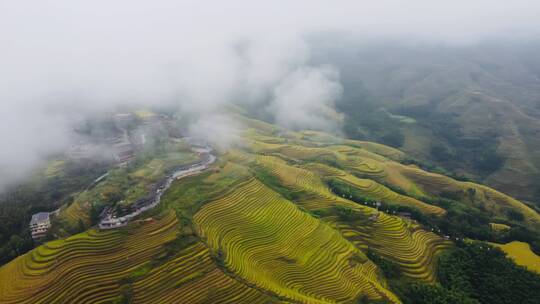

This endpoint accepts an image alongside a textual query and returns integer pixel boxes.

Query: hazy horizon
[2,0,540,189]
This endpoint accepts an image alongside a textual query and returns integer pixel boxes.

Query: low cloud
[188,114,242,150]
[0,105,73,185]
[1,1,540,189]
[270,66,343,132]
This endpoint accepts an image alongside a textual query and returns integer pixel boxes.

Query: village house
[29,212,51,241]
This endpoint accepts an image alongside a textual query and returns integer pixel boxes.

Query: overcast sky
[1,1,540,189]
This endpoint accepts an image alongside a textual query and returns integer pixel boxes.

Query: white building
[29,212,51,240]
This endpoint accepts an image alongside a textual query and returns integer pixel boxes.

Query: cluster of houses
[111,112,165,164]
[111,113,137,164]
[66,112,162,165]
[33,112,212,236]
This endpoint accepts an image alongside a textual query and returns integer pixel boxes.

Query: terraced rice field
[55,148,199,231]
[283,134,540,227]
[251,139,396,184]
[342,157,387,179]
[254,154,438,214]
[251,155,340,210]
[254,158,450,282]
[490,241,540,273]
[253,155,443,215]
[134,110,157,119]
[131,151,198,182]
[255,143,342,164]
[255,155,334,197]
[490,222,511,232]
[5,117,540,303]
[296,130,405,161]
[59,195,93,227]
[344,141,405,161]
[0,212,179,304]
[334,210,452,282]
[132,242,275,303]
[325,145,389,163]
[44,160,66,178]
[194,178,400,304]
[247,154,450,282]
[399,164,540,227]
[305,163,444,216]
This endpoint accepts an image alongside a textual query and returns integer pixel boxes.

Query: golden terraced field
[1,119,539,303]
[490,241,540,274]
[194,178,400,303]
[0,212,179,303]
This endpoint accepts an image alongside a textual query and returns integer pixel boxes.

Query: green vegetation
[387,242,540,304]
[327,176,445,216]
[0,158,109,266]
[367,249,401,279]
[490,241,540,273]
[2,115,540,303]
[341,102,406,149]
[159,161,251,226]
[395,283,479,304]
[321,42,540,204]
[437,242,540,304]
[54,140,197,235]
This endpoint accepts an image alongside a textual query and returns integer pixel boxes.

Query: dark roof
[30,212,50,225]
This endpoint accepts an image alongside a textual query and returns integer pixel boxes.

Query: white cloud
[270,66,343,132]
[1,0,540,188]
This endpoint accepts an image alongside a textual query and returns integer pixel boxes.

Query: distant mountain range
[312,39,540,204]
